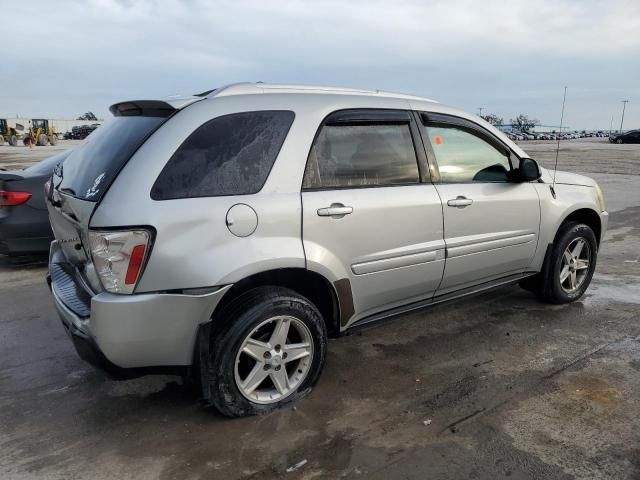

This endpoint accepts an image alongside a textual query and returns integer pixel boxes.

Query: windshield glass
[56,116,165,201]
[26,149,73,175]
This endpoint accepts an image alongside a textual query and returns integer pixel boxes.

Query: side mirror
[517,157,541,182]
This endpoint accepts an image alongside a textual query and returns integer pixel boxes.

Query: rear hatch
[47,100,180,291]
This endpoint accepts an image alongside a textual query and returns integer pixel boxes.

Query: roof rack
[193,82,437,103]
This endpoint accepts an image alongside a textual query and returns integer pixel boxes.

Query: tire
[0,136,4,146]
[49,135,58,146]
[617,138,623,144]
[536,222,598,304]
[205,286,327,417]
[9,135,17,146]
[23,135,31,146]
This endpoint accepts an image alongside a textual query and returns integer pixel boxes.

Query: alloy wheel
[234,315,314,404]
[559,237,592,293]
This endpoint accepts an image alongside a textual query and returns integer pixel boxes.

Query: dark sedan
[0,150,72,255]
[609,129,640,144]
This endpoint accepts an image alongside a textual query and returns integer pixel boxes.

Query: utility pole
[609,115,614,136]
[478,107,484,117]
[620,100,629,132]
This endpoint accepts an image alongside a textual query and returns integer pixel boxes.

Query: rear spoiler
[109,100,177,118]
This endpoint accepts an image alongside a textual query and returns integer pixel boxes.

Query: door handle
[447,196,473,208]
[317,203,353,217]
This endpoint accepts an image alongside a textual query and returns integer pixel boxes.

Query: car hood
[540,168,596,187]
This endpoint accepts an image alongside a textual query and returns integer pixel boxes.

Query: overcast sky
[2,0,638,130]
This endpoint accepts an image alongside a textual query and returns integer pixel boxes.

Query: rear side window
[303,123,419,189]
[151,111,294,200]
[56,116,166,201]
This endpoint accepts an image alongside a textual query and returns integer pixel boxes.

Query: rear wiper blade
[60,187,77,196]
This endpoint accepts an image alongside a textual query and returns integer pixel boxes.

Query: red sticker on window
[434,135,443,145]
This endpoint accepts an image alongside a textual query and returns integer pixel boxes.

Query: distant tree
[77,112,98,121]
[480,113,503,126]
[510,114,539,131]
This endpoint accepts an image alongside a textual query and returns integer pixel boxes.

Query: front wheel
[617,138,623,144]
[537,222,598,304]
[206,287,327,417]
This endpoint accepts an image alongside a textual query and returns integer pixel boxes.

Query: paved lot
[1,139,640,479]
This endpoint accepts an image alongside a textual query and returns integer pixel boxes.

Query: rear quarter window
[151,110,295,200]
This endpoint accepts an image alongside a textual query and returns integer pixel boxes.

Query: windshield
[56,115,165,201]
[26,149,74,175]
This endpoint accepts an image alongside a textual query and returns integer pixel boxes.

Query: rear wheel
[536,222,597,304]
[9,135,17,146]
[205,286,327,417]
[37,133,48,146]
[49,135,58,146]
[23,135,31,146]
[0,136,4,146]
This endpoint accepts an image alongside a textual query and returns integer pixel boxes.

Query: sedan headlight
[594,184,606,212]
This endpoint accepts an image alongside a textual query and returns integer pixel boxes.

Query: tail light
[0,191,32,206]
[88,229,152,294]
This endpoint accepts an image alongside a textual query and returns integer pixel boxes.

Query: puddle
[584,273,640,305]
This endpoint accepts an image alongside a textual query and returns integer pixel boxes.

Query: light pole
[478,107,484,117]
[620,100,629,132]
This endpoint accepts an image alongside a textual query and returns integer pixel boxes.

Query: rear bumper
[48,241,231,370]
[0,206,52,254]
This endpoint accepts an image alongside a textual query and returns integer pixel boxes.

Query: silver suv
[47,83,608,416]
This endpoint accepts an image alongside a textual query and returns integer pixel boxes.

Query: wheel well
[559,208,602,246]
[212,268,341,336]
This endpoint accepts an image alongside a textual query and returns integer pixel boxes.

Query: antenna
[551,86,567,198]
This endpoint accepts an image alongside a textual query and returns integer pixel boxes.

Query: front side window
[151,110,294,200]
[424,125,511,183]
[303,123,419,189]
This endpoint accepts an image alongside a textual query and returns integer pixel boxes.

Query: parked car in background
[46,83,608,417]
[609,129,640,144]
[0,150,73,255]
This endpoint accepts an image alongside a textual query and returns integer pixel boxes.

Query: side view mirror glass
[518,157,541,182]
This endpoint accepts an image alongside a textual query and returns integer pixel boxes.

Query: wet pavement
[1,143,640,479]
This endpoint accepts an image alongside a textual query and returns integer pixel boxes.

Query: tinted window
[56,116,165,201]
[151,111,294,200]
[303,123,419,189]
[424,125,511,182]
[26,149,73,175]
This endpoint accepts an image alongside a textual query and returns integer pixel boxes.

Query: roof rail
[192,82,438,103]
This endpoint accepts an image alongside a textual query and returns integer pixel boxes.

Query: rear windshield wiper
[59,187,77,196]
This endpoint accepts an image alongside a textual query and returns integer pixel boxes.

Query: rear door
[302,109,445,326]
[417,112,541,295]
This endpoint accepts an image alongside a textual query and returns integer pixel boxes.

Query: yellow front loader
[23,119,58,146]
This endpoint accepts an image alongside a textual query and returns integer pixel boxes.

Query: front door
[417,113,541,295]
[301,110,445,326]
